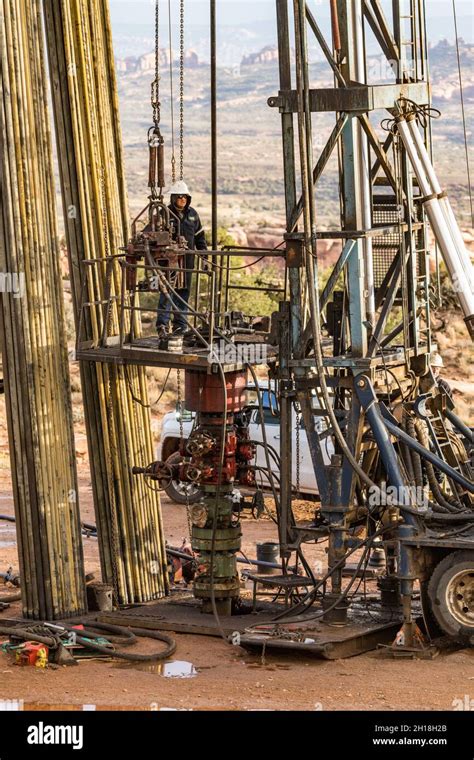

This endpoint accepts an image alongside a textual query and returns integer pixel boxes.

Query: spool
[167,335,184,353]
[185,369,248,413]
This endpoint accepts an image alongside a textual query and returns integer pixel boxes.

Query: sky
[109,0,473,26]
[108,0,474,61]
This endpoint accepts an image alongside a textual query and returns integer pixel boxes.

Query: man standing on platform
[156,181,208,337]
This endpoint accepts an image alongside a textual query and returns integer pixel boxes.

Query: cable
[208,255,267,271]
[381,98,441,135]
[125,364,172,409]
[261,523,395,626]
[208,362,234,641]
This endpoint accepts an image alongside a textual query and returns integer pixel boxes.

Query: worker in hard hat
[156,180,208,336]
[431,352,453,400]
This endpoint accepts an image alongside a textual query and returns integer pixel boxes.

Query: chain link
[177,369,184,442]
[151,0,160,127]
[99,166,122,603]
[179,0,185,179]
[295,403,301,498]
[168,0,176,183]
[177,369,193,541]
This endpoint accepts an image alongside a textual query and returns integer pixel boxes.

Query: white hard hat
[168,180,191,197]
[431,352,444,368]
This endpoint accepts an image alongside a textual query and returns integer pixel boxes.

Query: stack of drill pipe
[43,0,168,604]
[0,0,86,618]
[396,114,474,338]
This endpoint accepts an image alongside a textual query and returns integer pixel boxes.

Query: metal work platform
[94,591,405,660]
[77,335,276,373]
[76,336,277,372]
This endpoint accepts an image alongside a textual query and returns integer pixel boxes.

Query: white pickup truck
[157,384,333,504]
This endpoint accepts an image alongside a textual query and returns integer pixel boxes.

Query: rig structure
[1,1,473,655]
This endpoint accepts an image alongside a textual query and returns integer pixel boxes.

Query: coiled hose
[0,621,176,662]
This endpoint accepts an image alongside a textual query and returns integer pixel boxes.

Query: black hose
[406,417,423,488]
[426,512,474,523]
[401,417,415,486]
[0,592,21,604]
[0,621,177,662]
[51,621,137,647]
[1,513,98,539]
[414,419,464,512]
[70,626,176,661]
[0,627,58,647]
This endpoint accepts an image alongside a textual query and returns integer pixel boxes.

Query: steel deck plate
[96,593,403,659]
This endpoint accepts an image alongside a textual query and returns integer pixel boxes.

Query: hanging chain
[99,167,122,603]
[177,369,184,443]
[179,0,185,180]
[168,0,176,183]
[100,167,114,341]
[151,0,161,128]
[177,369,193,542]
[295,403,301,498]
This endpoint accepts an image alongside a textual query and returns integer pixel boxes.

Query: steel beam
[268,83,430,113]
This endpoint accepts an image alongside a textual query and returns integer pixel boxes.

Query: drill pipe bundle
[0,0,86,618]
[396,114,474,338]
[43,0,168,604]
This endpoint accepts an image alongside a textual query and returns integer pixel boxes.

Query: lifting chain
[151,0,161,129]
[169,0,185,183]
[179,0,185,180]
[295,402,301,498]
[100,166,114,342]
[177,369,193,542]
[177,369,184,444]
[99,169,122,603]
[168,0,176,183]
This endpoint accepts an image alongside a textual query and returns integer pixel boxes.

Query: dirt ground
[0,332,473,711]
[1,461,473,712]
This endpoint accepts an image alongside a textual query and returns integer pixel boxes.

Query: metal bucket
[86,582,113,612]
[256,541,280,575]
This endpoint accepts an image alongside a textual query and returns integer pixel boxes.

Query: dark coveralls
[156,197,207,331]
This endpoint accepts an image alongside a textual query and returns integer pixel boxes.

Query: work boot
[171,324,187,336]
[157,324,169,350]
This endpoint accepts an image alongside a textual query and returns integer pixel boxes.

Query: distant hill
[115,39,474,232]
[115,49,200,73]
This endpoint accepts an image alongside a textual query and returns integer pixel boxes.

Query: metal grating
[372,195,402,289]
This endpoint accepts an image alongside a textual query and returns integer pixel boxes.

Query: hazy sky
[109,0,474,26]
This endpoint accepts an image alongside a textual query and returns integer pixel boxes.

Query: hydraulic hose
[0,621,176,662]
[405,417,424,489]
[0,593,22,604]
[413,419,464,511]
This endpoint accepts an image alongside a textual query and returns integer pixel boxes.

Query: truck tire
[426,550,474,641]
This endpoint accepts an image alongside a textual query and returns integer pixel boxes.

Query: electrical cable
[266,523,396,625]
[125,365,172,409]
[244,522,392,630]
